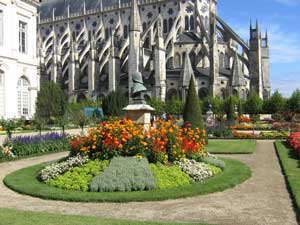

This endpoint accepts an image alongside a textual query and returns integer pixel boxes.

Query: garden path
[0,141,298,225]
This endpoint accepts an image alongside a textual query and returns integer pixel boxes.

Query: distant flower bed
[237,116,251,123]
[232,131,288,139]
[0,132,70,161]
[287,132,300,155]
[70,119,207,164]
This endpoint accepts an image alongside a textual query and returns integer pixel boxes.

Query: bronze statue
[131,71,147,103]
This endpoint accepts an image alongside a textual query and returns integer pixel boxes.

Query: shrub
[39,154,89,182]
[201,156,226,169]
[183,77,203,129]
[70,119,206,163]
[150,163,192,189]
[47,159,109,191]
[287,132,300,155]
[90,157,156,192]
[102,91,128,117]
[174,158,214,182]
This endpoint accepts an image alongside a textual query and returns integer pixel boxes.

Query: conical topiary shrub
[183,77,203,129]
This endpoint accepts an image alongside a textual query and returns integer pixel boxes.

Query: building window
[0,71,4,117]
[0,10,3,46]
[124,25,128,38]
[168,18,173,32]
[190,16,194,30]
[17,77,30,116]
[19,21,28,53]
[184,16,189,31]
[163,19,168,34]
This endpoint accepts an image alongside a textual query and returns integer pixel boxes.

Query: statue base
[123,104,154,130]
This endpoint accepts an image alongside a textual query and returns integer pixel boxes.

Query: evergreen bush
[183,77,203,129]
[90,157,156,192]
[102,91,128,117]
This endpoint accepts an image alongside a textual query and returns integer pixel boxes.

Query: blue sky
[218,0,300,97]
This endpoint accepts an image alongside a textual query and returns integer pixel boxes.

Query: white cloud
[274,0,300,6]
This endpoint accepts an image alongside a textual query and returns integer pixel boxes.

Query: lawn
[206,140,256,154]
[275,141,300,212]
[0,208,211,225]
[4,158,251,203]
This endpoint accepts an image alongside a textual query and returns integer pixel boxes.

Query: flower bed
[0,132,70,162]
[232,131,288,139]
[69,119,206,163]
[287,132,300,155]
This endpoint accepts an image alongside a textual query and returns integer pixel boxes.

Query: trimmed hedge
[4,158,251,202]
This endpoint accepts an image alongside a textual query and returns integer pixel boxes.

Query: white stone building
[0,0,39,119]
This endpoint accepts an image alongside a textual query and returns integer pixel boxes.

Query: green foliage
[35,81,68,124]
[147,97,166,116]
[150,163,192,189]
[69,109,89,133]
[201,157,226,169]
[165,96,184,117]
[102,91,128,117]
[225,96,235,122]
[204,163,222,175]
[263,90,286,114]
[211,96,225,121]
[47,159,109,191]
[244,92,263,115]
[68,99,102,112]
[183,77,203,129]
[287,89,300,113]
[90,157,156,192]
[0,118,19,139]
[237,100,244,116]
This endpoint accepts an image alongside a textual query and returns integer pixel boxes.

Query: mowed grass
[275,141,300,212]
[206,140,256,154]
[0,208,211,225]
[3,158,251,203]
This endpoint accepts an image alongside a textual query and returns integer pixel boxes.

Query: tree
[244,92,263,115]
[165,96,184,118]
[211,96,225,122]
[147,97,166,116]
[35,81,68,124]
[183,77,203,129]
[238,99,244,116]
[287,89,300,113]
[263,90,286,114]
[225,96,235,122]
[102,91,128,117]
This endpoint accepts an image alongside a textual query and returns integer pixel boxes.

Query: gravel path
[0,141,298,225]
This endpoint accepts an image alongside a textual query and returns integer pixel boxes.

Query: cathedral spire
[130,0,141,32]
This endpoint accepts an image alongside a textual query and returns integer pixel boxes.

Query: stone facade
[38,0,271,102]
[0,0,39,118]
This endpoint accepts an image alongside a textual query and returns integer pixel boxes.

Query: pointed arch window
[124,25,128,38]
[168,18,173,32]
[163,19,168,34]
[17,77,30,116]
[184,16,189,31]
[190,16,194,30]
[0,10,3,46]
[0,71,4,117]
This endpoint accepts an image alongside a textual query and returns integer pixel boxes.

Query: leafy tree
[183,77,203,129]
[0,119,18,139]
[165,96,183,118]
[211,96,225,122]
[244,92,263,115]
[263,90,286,114]
[35,81,68,124]
[287,89,300,113]
[147,97,166,116]
[70,109,89,134]
[102,91,128,117]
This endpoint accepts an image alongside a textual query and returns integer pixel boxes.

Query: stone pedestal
[123,104,154,130]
